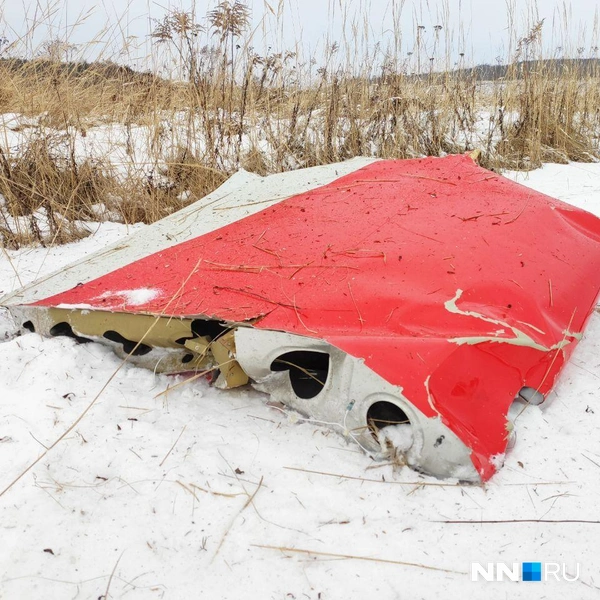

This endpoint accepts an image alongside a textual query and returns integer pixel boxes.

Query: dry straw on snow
[0,0,598,247]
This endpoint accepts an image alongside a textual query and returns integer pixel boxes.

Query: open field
[1,2,599,247]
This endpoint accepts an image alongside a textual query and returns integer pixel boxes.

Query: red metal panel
[33,155,600,479]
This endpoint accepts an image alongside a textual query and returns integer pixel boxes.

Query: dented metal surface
[3,154,600,481]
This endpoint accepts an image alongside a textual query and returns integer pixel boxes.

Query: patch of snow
[490,453,506,470]
[377,423,414,453]
[97,287,161,306]
[506,162,600,217]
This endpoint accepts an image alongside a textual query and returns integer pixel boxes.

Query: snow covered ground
[1,162,599,599]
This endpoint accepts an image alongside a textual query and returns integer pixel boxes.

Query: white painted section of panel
[234,327,480,482]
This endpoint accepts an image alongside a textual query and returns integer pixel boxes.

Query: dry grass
[0,1,599,247]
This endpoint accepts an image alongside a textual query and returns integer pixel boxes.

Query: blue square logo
[522,562,542,582]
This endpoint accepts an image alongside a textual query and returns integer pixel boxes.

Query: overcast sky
[1,0,598,68]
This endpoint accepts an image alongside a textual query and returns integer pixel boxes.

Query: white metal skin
[234,328,481,482]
